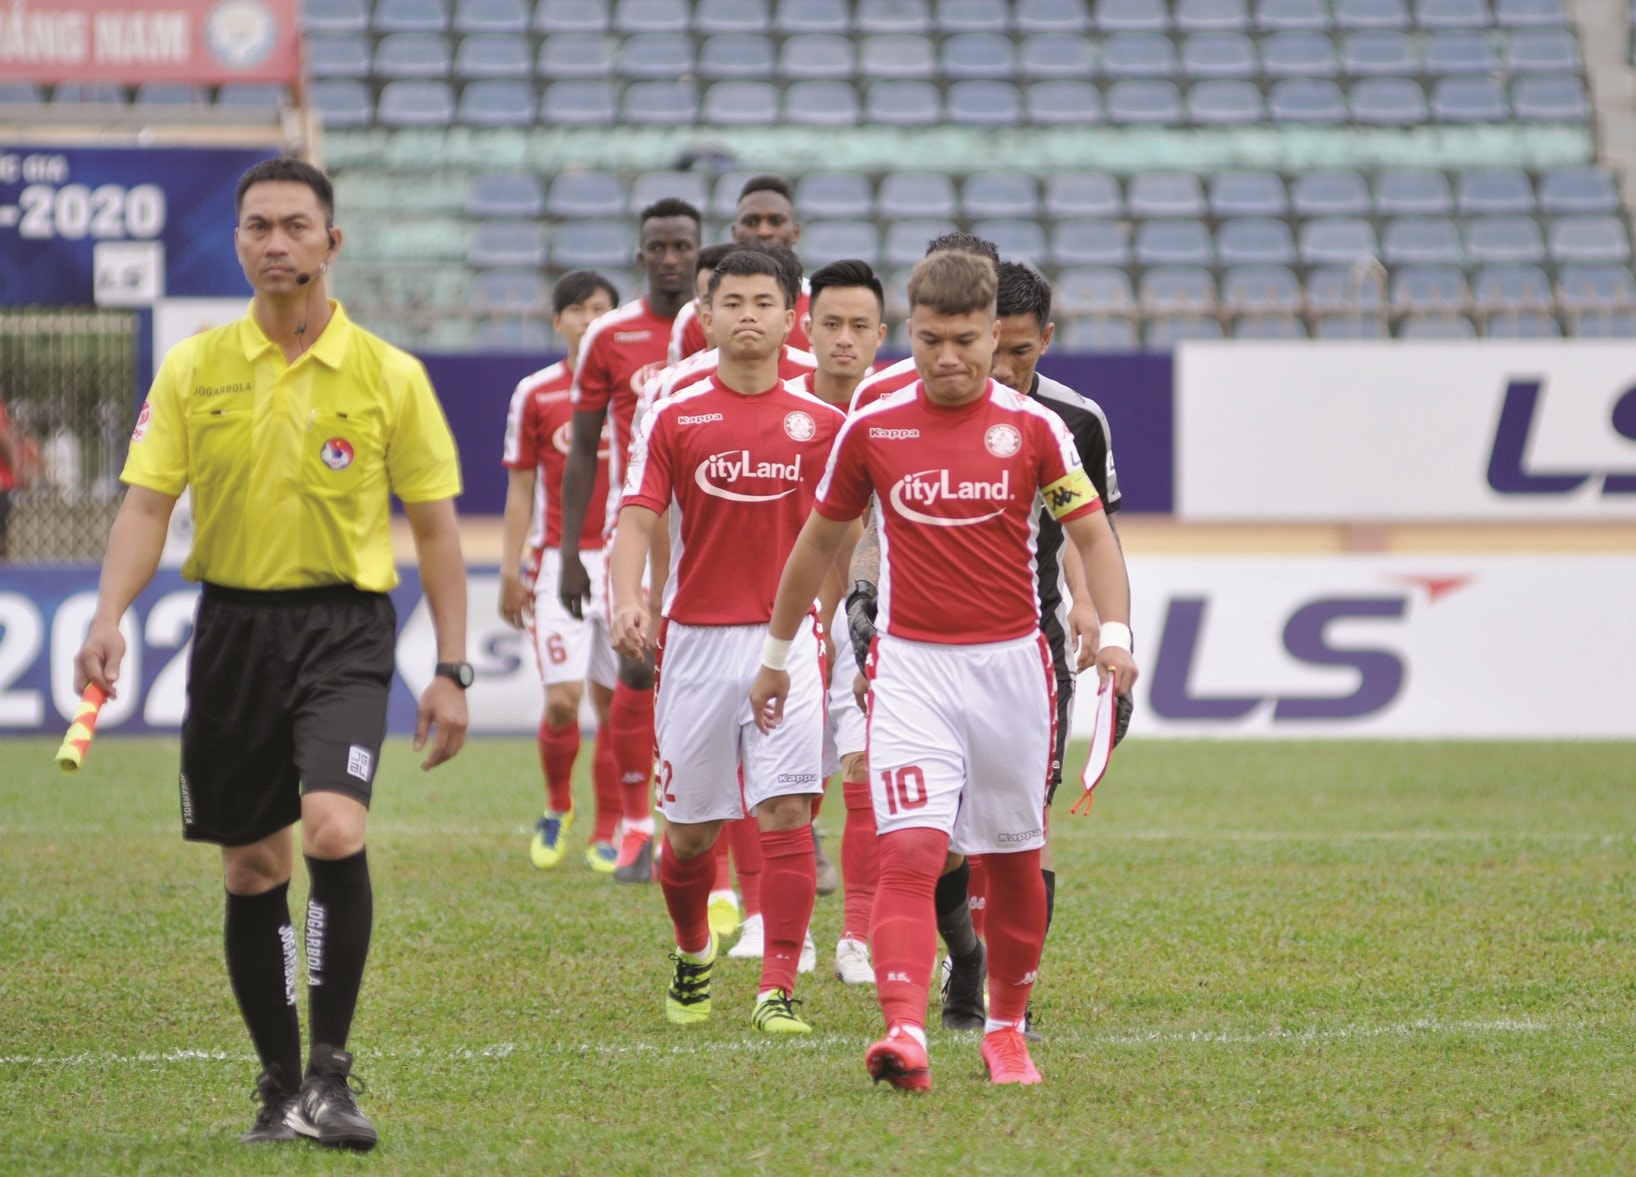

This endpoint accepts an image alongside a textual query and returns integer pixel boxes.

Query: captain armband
[1040,467,1099,521]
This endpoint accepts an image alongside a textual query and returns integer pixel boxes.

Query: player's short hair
[695,241,741,276]
[638,197,702,230]
[996,261,1052,329]
[707,241,794,308]
[923,231,1000,264]
[908,250,998,318]
[552,270,619,315]
[761,241,803,305]
[808,259,885,316]
[738,174,795,205]
[235,156,334,226]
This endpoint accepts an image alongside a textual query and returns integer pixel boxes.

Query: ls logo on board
[1488,380,1636,496]
[1149,577,1468,722]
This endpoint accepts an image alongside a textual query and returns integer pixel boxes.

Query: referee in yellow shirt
[74,158,470,1152]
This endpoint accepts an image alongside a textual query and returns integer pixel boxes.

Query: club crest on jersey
[783,410,816,441]
[695,450,803,502]
[320,437,355,471]
[889,469,1011,526]
[130,400,152,442]
[984,423,1023,457]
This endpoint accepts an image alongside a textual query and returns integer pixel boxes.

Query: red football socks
[840,779,879,941]
[590,729,620,843]
[658,838,715,957]
[870,827,949,1030]
[981,848,1047,1023]
[757,825,816,995]
[538,718,578,815]
[967,853,989,940]
[608,682,655,823]
[728,815,763,916]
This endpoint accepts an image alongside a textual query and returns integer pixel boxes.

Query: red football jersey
[644,345,818,417]
[668,290,812,365]
[624,376,845,625]
[814,380,1103,645]
[503,361,610,554]
[847,355,919,414]
[571,297,677,468]
[784,367,875,414]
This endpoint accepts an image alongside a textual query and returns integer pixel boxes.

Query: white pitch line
[0,1018,1567,1069]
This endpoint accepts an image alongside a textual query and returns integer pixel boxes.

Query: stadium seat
[622,81,698,123]
[1292,171,1371,216]
[1456,168,1535,214]
[1341,31,1418,73]
[1512,75,1591,122]
[1383,217,1464,265]
[1315,314,1390,338]
[939,0,1009,32]
[628,171,709,212]
[801,220,882,266]
[374,0,450,32]
[614,0,688,33]
[1505,29,1581,72]
[134,83,207,106]
[1046,173,1122,218]
[1549,216,1632,264]
[1061,316,1142,350]
[1494,0,1567,27]
[779,34,854,79]
[1400,313,1476,337]
[476,318,553,351]
[1539,167,1619,215]
[797,173,872,219]
[699,34,775,79]
[458,80,536,124]
[1486,311,1561,338]
[1232,315,1308,338]
[947,81,1024,124]
[548,172,625,218]
[857,0,932,34]
[1181,32,1259,77]
[963,173,1040,219]
[306,35,371,78]
[1139,267,1218,314]
[468,172,545,218]
[1135,220,1216,266]
[619,33,693,79]
[216,84,291,113]
[1423,30,1497,73]
[1217,218,1297,265]
[1472,264,1554,315]
[1556,264,1636,313]
[1210,171,1288,216]
[1307,265,1388,314]
[1374,170,1454,216]
[1018,35,1092,78]
[1390,265,1469,313]
[1335,0,1411,29]
[1176,0,1251,31]
[1414,0,1490,29]
[0,83,43,104]
[774,0,849,34]
[860,34,936,79]
[1269,79,1348,122]
[941,33,1015,79]
[1188,80,1266,123]
[551,220,631,268]
[1028,81,1103,123]
[783,80,862,123]
[1465,216,1546,264]
[541,81,618,123]
[538,34,616,78]
[1145,317,1225,346]
[1101,33,1178,78]
[1056,267,1137,315]
[455,0,529,32]
[375,33,453,78]
[303,0,369,32]
[377,80,455,125]
[309,80,374,126]
[710,172,754,218]
[1105,80,1183,124]
[1300,217,1380,264]
[1096,0,1169,32]
[469,222,549,268]
[535,0,609,31]
[865,81,942,124]
[454,34,530,77]
[1129,172,1207,218]
[885,219,959,265]
[880,172,958,219]
[1222,264,1304,314]
[1255,0,1328,29]
[1350,78,1429,124]
[1262,31,1338,76]
[474,273,551,317]
[973,219,1049,265]
[1051,220,1132,266]
[704,81,779,123]
[696,0,770,33]
[1016,0,1090,33]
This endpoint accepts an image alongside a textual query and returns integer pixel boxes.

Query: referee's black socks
[1042,868,1057,938]
[935,859,981,962]
[225,882,302,1090]
[304,848,373,1060]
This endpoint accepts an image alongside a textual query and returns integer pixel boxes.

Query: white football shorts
[530,547,619,690]
[822,601,867,776]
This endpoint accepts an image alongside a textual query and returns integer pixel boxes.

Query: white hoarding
[1175,341,1636,520]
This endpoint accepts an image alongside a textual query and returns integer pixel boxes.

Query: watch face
[457,663,474,687]
[439,662,474,687]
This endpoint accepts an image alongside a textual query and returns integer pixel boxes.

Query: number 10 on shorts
[879,766,928,815]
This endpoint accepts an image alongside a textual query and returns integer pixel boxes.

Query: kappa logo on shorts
[984,423,1022,458]
[997,828,1042,844]
[347,745,373,783]
[783,410,817,441]
[321,437,355,471]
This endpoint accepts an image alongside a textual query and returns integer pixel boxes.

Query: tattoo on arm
[848,510,880,587]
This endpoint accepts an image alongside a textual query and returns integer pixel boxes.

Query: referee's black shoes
[241,1063,304,1143]
[294,1044,378,1151]
[940,942,988,1032]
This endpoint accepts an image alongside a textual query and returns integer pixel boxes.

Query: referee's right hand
[414,678,468,770]
[558,552,592,621]
[75,619,126,699]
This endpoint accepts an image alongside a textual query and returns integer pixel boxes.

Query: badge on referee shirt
[321,437,355,470]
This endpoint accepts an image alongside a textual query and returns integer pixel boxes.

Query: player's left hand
[1096,646,1139,697]
[1067,602,1102,672]
[749,666,790,734]
[611,602,651,660]
[498,571,531,630]
[414,677,468,770]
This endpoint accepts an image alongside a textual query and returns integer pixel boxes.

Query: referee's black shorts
[179,583,396,847]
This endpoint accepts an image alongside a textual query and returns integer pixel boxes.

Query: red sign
[0,0,300,85]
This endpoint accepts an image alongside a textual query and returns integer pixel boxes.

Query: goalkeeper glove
[844,580,878,670]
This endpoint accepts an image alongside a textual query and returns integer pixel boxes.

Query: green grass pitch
[2,736,1633,1175]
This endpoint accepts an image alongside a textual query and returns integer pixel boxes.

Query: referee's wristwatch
[434,661,475,689]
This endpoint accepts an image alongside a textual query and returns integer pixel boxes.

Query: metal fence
[0,308,137,563]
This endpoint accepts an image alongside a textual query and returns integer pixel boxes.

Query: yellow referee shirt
[122,301,462,592]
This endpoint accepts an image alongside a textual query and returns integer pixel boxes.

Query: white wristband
[761,635,793,671]
[1098,622,1133,653]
